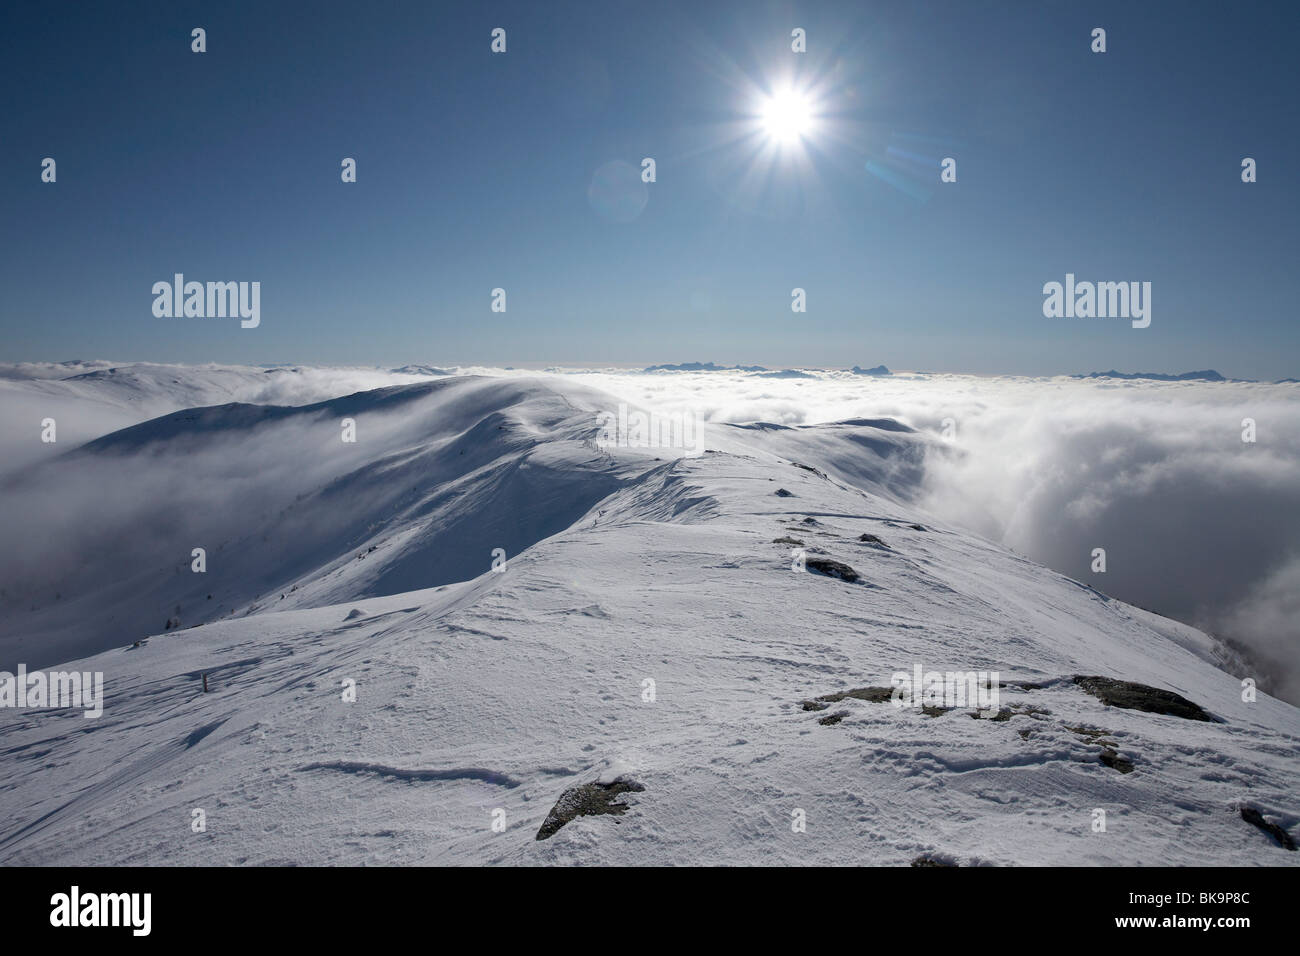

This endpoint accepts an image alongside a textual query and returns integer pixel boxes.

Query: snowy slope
[0,361,437,477]
[0,376,660,670]
[0,375,1296,866]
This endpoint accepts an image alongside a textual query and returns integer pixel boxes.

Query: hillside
[0,375,1296,865]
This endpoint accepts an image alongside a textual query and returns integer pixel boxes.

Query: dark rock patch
[858,533,889,547]
[802,686,895,710]
[971,707,1012,722]
[1065,725,1118,747]
[1073,675,1215,722]
[536,778,646,841]
[1008,703,1051,719]
[1099,748,1135,774]
[911,855,957,867]
[1064,724,1132,771]
[909,524,927,531]
[805,557,859,583]
[971,702,1050,723]
[772,536,804,546]
[827,686,894,703]
[774,488,795,497]
[833,686,896,703]
[803,684,1045,721]
[1240,806,1297,850]
[818,711,848,726]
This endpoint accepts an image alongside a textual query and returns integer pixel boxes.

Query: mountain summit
[0,375,1295,865]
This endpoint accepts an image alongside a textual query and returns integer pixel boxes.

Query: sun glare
[759,88,814,145]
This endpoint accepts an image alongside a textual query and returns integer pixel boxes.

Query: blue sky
[2,0,1297,377]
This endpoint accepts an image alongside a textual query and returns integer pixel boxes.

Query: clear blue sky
[2,0,1296,378]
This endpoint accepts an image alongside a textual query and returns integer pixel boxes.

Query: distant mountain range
[642,362,893,376]
[1076,370,1227,382]
[643,362,768,372]
[391,364,453,376]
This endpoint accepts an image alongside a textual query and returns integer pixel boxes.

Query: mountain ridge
[1,374,1296,865]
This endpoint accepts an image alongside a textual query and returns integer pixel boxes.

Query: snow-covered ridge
[0,373,1296,865]
[0,362,450,477]
[1,376,636,669]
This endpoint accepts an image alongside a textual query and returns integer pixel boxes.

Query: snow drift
[0,372,1296,865]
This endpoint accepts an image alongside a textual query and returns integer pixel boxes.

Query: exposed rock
[1073,675,1215,722]
[971,707,1012,722]
[974,703,1050,723]
[858,533,889,547]
[804,686,960,717]
[801,686,895,711]
[805,557,859,583]
[1099,748,1135,774]
[1065,724,1119,747]
[1240,806,1296,850]
[774,488,795,497]
[535,778,646,841]
[792,462,827,478]
[829,686,895,703]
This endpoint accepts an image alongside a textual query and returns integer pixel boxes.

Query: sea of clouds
[560,367,1300,704]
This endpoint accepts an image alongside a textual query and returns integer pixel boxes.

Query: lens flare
[759,88,814,144]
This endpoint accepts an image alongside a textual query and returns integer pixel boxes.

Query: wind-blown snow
[2,361,1297,699]
[0,362,442,477]
[549,366,1300,703]
[0,370,1296,865]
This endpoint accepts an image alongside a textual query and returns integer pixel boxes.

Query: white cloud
[552,367,1300,701]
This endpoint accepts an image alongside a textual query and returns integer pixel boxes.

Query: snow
[0,361,443,477]
[0,371,1296,865]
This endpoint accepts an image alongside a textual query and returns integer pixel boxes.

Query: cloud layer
[563,367,1300,702]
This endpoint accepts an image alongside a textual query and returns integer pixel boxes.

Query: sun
[759,88,815,145]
